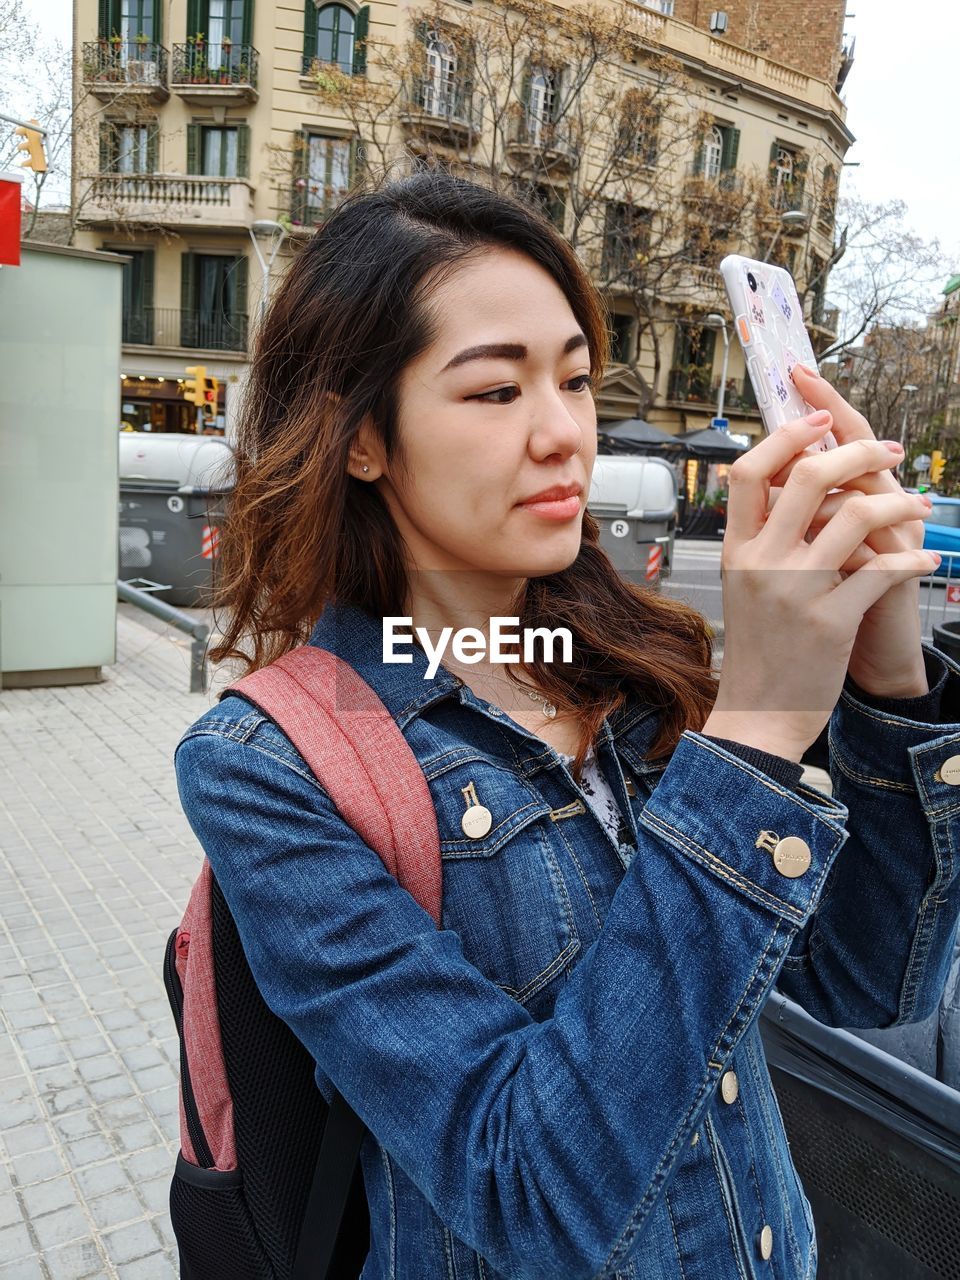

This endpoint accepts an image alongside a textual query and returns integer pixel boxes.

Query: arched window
[702,125,723,180]
[304,3,368,76]
[424,31,457,115]
[526,68,556,146]
[774,146,794,186]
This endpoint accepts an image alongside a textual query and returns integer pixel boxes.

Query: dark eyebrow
[439,332,588,373]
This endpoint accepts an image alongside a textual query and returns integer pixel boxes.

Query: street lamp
[703,312,729,423]
[762,208,810,263]
[899,383,919,451]
[248,220,287,321]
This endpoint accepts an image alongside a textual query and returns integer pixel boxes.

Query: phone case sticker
[783,346,801,378]
[746,289,766,327]
[770,280,793,324]
[767,360,790,408]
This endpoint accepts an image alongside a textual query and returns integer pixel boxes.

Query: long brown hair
[211,171,717,768]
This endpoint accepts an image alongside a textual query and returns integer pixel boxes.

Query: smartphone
[719,254,837,451]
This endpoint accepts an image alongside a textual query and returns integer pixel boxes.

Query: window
[669,322,716,402]
[610,313,635,364]
[100,121,158,173]
[531,184,565,231]
[773,145,793,186]
[181,252,248,351]
[695,122,739,180]
[768,142,807,212]
[424,30,458,115]
[523,66,559,146]
[120,0,158,42]
[186,123,249,177]
[819,163,837,231]
[616,88,659,167]
[602,202,652,280]
[186,0,252,71]
[644,0,673,12]
[304,3,368,75]
[119,248,155,344]
[293,133,355,226]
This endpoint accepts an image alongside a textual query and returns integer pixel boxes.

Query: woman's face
[362,248,598,580]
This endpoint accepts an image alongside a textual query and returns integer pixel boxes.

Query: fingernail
[804,410,831,426]
[931,553,943,567]
[881,441,904,454]
[794,364,819,378]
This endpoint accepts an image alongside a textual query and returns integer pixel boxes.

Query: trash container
[761,992,960,1280]
[934,621,960,667]
[118,433,234,607]
[587,455,678,586]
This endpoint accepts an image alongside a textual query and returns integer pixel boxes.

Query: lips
[517,482,583,505]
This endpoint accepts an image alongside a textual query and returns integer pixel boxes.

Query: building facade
[71,0,852,446]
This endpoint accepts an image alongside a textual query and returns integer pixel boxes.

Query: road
[664,538,960,648]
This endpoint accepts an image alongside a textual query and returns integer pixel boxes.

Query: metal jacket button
[772,836,811,879]
[935,754,960,785]
[624,777,637,797]
[759,1224,774,1260]
[720,1070,739,1104]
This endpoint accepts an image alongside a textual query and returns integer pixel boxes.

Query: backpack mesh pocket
[170,1153,273,1280]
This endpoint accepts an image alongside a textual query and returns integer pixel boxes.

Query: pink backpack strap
[225,646,442,926]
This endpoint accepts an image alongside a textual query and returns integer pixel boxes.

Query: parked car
[920,493,960,580]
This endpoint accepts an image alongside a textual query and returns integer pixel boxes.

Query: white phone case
[719,254,837,450]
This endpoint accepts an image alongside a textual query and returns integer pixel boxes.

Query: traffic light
[201,374,220,425]
[14,119,47,173]
[930,450,946,486]
[183,365,206,408]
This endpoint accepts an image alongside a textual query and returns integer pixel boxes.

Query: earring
[362,465,369,473]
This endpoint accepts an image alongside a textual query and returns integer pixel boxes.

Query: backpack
[164,646,443,1280]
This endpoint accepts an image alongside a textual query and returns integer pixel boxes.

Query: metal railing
[122,307,248,352]
[171,42,259,89]
[81,39,169,88]
[401,77,484,133]
[682,165,745,194]
[667,367,713,404]
[117,579,209,693]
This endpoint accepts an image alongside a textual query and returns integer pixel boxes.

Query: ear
[346,415,387,482]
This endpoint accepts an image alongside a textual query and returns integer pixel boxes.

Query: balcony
[714,377,760,414]
[171,42,259,104]
[505,113,578,173]
[122,307,248,353]
[760,182,812,225]
[681,165,745,204]
[80,40,169,103]
[666,367,713,406]
[398,79,484,146]
[81,174,255,231]
[808,304,840,342]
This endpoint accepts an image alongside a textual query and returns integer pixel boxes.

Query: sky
[20,0,960,271]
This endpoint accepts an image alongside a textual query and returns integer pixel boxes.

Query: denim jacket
[175,603,960,1280]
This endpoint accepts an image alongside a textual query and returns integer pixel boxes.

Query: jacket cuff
[701,736,806,793]
[843,646,949,722]
[638,731,848,926]
[830,643,960,791]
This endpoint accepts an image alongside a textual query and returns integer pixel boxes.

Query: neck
[403,570,527,680]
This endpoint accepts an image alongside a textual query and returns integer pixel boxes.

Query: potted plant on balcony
[187,32,208,82]
[219,35,233,83]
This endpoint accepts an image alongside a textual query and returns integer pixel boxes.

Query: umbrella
[597,418,680,451]
[673,425,750,457]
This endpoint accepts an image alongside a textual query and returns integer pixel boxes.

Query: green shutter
[141,250,155,326]
[793,150,808,196]
[693,135,704,177]
[186,0,201,38]
[99,122,112,172]
[352,5,369,75]
[241,0,253,47]
[303,0,317,71]
[99,0,120,37]
[721,126,739,171]
[414,18,429,43]
[292,128,308,223]
[181,251,197,347]
[551,67,565,122]
[236,123,250,177]
[768,139,780,183]
[234,254,249,319]
[146,121,159,172]
[186,124,200,175]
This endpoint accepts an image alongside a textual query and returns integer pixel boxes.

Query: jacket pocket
[170,1152,272,1280]
[427,754,580,1011]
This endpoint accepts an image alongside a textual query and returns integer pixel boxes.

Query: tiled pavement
[0,606,224,1279]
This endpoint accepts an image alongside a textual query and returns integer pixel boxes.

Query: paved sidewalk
[0,606,221,1279]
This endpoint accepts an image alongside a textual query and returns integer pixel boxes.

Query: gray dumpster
[587,455,678,584]
[118,433,234,607]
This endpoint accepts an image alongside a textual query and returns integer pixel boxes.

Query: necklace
[448,667,558,719]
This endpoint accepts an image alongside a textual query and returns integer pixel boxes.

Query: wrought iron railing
[508,112,577,159]
[121,307,247,352]
[667,368,714,404]
[171,42,258,89]
[81,40,168,88]
[401,77,484,132]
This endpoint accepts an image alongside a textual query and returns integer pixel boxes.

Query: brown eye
[470,386,519,404]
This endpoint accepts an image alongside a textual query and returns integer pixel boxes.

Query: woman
[176,172,960,1279]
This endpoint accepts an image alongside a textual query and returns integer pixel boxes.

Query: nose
[527,388,586,462]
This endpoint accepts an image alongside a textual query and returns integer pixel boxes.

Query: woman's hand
[702,412,938,763]
[768,365,935,699]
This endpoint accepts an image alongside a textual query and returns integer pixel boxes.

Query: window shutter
[551,67,566,122]
[186,124,200,175]
[720,126,739,171]
[236,123,250,177]
[99,122,113,172]
[768,139,780,183]
[99,0,120,37]
[146,122,159,172]
[352,5,369,75]
[793,150,808,197]
[303,0,317,71]
[693,135,704,177]
[142,250,155,311]
[241,0,253,48]
[180,252,197,347]
[348,135,359,184]
[234,254,249,321]
[291,128,308,224]
[186,0,201,38]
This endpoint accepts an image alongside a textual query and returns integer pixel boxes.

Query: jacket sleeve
[778,643,960,1029]
[174,718,848,1280]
